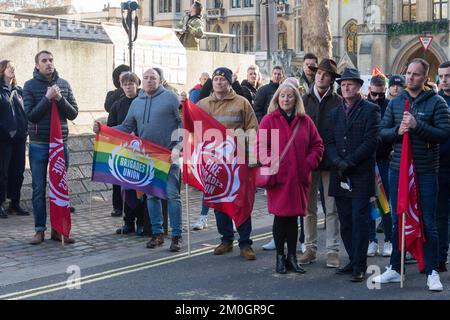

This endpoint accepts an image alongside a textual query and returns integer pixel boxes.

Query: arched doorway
[391,39,447,83]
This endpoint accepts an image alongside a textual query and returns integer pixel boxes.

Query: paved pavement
[0,187,272,287]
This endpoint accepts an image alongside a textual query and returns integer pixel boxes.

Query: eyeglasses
[370,92,385,98]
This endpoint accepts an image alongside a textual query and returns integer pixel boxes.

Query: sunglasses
[370,92,385,98]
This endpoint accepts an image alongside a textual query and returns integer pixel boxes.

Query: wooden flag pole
[186,184,191,257]
[400,212,406,288]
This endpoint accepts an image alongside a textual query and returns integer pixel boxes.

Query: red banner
[397,100,425,272]
[49,102,71,238]
[182,99,255,228]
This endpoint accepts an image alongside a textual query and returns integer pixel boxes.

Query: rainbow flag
[92,124,172,199]
[370,164,391,220]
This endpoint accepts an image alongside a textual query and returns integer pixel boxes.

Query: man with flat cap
[300,59,343,268]
[325,68,381,282]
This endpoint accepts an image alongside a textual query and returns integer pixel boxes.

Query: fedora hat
[336,68,364,86]
[309,59,341,78]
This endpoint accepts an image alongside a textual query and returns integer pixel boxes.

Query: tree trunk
[301,0,333,60]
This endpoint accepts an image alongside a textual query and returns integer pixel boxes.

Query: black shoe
[286,254,306,274]
[376,220,384,233]
[336,262,353,275]
[116,224,135,234]
[111,209,122,217]
[8,202,29,216]
[276,254,287,274]
[350,272,365,282]
[0,206,8,219]
[439,261,448,272]
[169,236,183,252]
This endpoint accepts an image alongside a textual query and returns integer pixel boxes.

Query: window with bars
[433,0,448,20]
[158,0,172,13]
[242,22,254,52]
[232,0,241,8]
[230,23,241,53]
[243,0,254,7]
[278,22,287,50]
[346,22,358,54]
[402,0,417,22]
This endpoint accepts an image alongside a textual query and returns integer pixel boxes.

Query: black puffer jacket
[380,89,450,174]
[0,82,28,143]
[367,96,392,162]
[23,69,78,144]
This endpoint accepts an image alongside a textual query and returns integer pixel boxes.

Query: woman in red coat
[258,83,324,274]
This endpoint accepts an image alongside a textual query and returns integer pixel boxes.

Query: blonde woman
[257,83,324,274]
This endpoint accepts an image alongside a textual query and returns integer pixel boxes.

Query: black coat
[380,89,450,174]
[240,79,258,107]
[107,95,136,127]
[367,96,392,162]
[302,86,343,170]
[0,82,28,143]
[325,98,381,198]
[23,69,78,144]
[104,88,124,113]
[253,81,279,123]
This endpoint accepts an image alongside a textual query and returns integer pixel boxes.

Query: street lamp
[260,0,275,61]
[121,1,140,71]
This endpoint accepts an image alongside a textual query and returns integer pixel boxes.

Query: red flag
[397,100,425,272]
[49,102,71,238]
[182,99,255,227]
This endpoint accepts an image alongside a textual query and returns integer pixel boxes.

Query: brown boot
[146,233,164,248]
[30,231,45,245]
[50,229,75,244]
[240,247,256,260]
[213,242,233,255]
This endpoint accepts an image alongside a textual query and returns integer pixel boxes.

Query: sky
[72,0,124,12]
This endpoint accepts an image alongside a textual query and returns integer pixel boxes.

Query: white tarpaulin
[102,22,187,85]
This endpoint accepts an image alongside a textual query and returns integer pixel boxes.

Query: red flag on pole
[397,99,425,272]
[49,102,71,238]
[182,99,256,227]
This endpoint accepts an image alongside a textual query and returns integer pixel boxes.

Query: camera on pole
[120,1,140,71]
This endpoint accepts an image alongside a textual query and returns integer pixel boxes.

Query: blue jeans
[369,160,393,243]
[335,196,371,273]
[437,171,450,263]
[200,193,210,216]
[29,143,69,232]
[214,210,253,249]
[389,169,439,275]
[146,164,182,237]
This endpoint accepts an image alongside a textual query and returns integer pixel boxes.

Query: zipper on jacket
[147,96,152,123]
[142,97,149,124]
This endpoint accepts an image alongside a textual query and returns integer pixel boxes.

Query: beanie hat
[212,67,233,85]
[388,74,405,88]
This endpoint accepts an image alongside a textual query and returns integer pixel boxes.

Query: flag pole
[400,212,406,288]
[186,184,191,257]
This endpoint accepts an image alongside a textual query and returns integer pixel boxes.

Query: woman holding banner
[257,83,324,274]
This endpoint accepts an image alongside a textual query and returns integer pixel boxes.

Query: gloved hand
[337,159,352,174]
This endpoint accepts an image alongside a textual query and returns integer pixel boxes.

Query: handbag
[255,119,301,189]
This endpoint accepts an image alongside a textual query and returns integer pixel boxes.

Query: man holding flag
[374,58,450,291]
[194,67,259,260]
[24,51,78,245]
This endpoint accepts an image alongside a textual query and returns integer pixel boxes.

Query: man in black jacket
[240,65,260,107]
[253,66,284,123]
[374,58,450,291]
[300,59,342,268]
[23,50,78,245]
[325,68,380,282]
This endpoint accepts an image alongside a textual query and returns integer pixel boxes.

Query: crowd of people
[2,41,450,292]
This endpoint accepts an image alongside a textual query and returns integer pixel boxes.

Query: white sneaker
[262,239,276,250]
[192,215,208,230]
[297,243,306,253]
[367,241,379,257]
[382,241,393,257]
[427,270,443,291]
[372,266,401,283]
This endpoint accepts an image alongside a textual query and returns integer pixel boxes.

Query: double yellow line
[2,219,324,300]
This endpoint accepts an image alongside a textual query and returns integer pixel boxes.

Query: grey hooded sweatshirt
[114,86,181,150]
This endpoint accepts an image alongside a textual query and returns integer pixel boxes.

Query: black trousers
[112,184,123,211]
[437,171,450,263]
[273,216,299,255]
[335,196,370,273]
[0,141,25,205]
